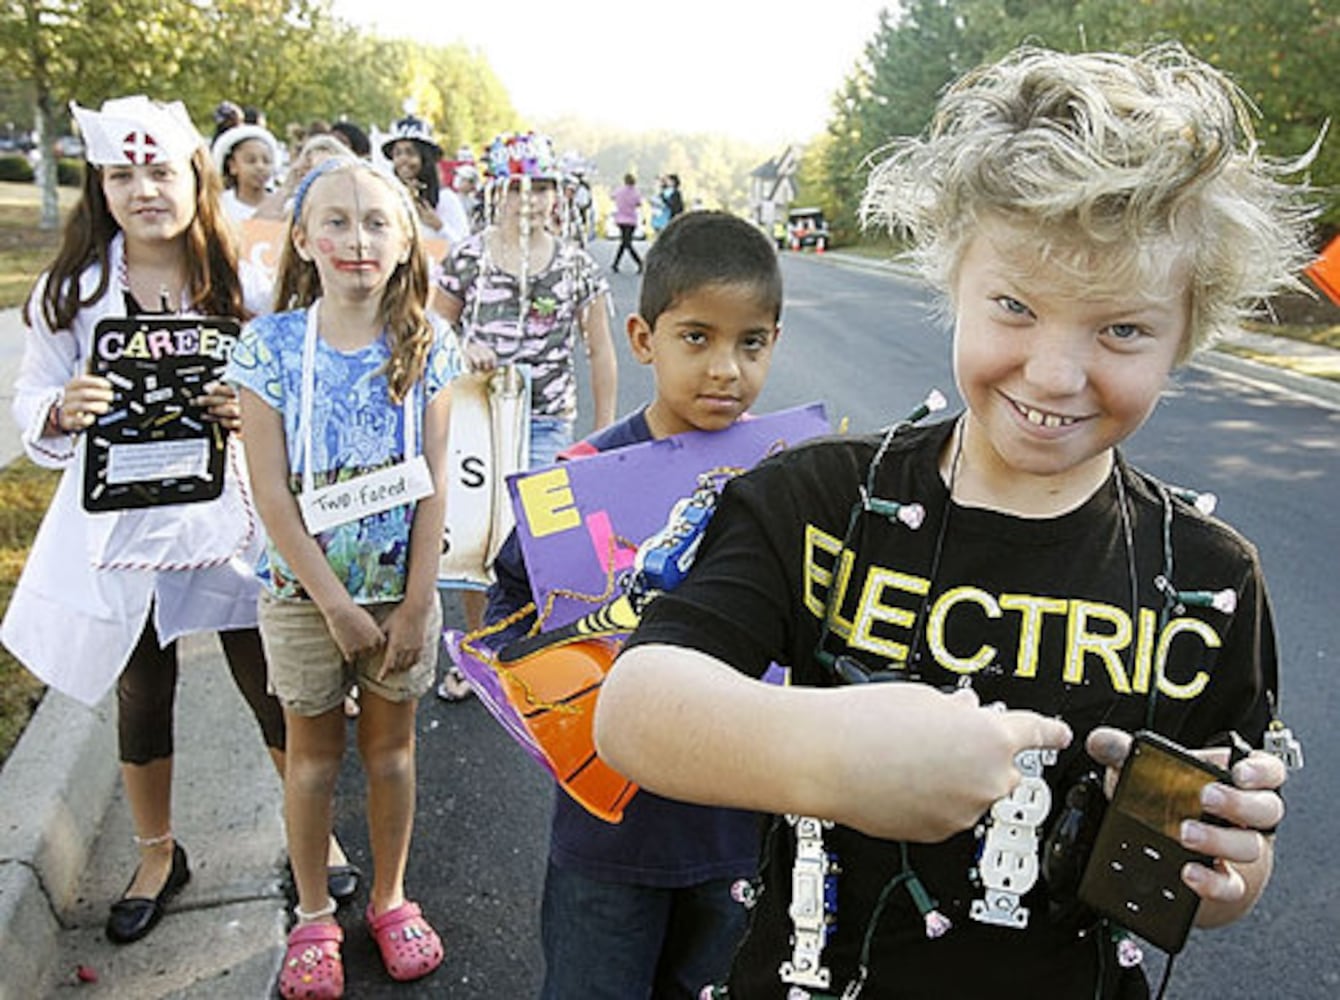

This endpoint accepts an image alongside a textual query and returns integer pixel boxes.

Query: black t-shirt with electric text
[628,418,1277,999]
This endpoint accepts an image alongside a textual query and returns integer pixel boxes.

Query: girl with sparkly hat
[431,129,618,697]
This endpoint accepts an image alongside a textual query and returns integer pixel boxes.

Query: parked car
[782,207,829,251]
[53,135,84,158]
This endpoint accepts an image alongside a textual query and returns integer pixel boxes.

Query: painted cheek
[314,237,337,255]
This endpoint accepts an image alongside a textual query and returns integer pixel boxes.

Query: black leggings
[116,618,285,765]
[612,224,642,270]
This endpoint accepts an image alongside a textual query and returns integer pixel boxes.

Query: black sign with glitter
[81,317,240,512]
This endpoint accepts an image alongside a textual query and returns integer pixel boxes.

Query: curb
[1192,347,1340,412]
[0,688,118,1000]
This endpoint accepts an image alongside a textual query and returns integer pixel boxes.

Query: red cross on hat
[121,130,160,165]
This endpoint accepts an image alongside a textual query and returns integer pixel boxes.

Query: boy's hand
[322,600,385,665]
[376,600,430,681]
[833,684,1072,842]
[1087,727,1286,906]
[194,380,242,432]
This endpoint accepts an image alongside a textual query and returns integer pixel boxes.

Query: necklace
[118,253,183,314]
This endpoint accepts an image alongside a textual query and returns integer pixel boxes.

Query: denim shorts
[529,416,575,469]
[258,591,440,717]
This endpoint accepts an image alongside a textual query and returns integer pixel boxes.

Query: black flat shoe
[106,842,190,944]
[327,862,362,904]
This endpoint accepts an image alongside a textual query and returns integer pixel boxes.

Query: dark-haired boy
[486,210,785,999]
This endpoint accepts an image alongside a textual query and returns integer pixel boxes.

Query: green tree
[824,0,1338,240]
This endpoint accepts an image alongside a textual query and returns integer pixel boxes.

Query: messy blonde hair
[860,42,1321,362]
[273,159,432,402]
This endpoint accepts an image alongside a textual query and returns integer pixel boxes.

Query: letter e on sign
[518,467,581,538]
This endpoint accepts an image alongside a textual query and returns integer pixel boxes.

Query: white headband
[70,96,203,167]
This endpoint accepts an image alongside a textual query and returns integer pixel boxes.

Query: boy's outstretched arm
[1087,727,1285,929]
[596,643,1072,843]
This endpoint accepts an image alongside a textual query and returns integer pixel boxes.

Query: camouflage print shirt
[437,231,609,420]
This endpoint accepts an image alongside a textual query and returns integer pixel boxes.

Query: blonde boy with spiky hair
[596,44,1315,999]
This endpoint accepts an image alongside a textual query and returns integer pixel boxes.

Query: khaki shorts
[258,590,441,717]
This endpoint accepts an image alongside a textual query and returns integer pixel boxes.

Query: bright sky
[331,0,893,147]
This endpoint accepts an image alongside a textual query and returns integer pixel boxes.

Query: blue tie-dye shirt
[226,307,459,602]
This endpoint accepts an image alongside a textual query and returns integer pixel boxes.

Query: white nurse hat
[69,96,203,167]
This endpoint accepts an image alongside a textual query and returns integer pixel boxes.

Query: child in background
[228,158,455,997]
[487,211,782,999]
[255,133,354,222]
[0,95,299,945]
[382,115,470,246]
[598,44,1309,999]
[212,122,281,222]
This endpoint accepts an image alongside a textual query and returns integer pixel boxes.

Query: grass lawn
[0,180,72,762]
[0,180,76,310]
[0,459,60,763]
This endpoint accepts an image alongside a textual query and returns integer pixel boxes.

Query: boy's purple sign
[509,403,830,629]
[445,403,830,804]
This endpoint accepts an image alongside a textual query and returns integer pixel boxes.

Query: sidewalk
[0,306,286,998]
[0,279,1338,998]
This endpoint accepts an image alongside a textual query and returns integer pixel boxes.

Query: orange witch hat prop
[494,637,638,823]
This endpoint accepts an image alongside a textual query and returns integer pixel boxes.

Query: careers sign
[82,316,240,512]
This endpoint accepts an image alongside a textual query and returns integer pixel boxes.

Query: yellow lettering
[827,549,857,642]
[1154,617,1218,700]
[849,566,928,663]
[199,326,236,361]
[803,524,843,619]
[517,467,580,538]
[999,594,1067,678]
[927,586,998,675]
[1064,600,1132,692]
[1131,608,1158,693]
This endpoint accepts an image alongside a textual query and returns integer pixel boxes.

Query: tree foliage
[820,0,1339,238]
[0,0,518,226]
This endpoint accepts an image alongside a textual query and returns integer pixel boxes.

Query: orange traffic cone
[816,237,826,254]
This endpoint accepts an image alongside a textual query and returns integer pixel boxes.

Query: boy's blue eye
[995,295,1032,317]
[1105,323,1142,341]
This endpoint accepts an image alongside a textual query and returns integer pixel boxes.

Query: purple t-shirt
[612,184,642,225]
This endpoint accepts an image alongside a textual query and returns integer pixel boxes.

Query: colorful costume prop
[438,366,530,589]
[446,404,830,821]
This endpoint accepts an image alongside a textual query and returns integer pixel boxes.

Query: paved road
[326,241,1340,999]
